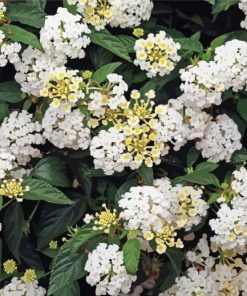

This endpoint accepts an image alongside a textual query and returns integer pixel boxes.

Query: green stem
[0,198,14,212]
[27,201,40,223]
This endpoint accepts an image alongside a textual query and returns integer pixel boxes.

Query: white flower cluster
[195,114,242,163]
[0,148,15,179]
[134,31,181,78]
[67,0,153,30]
[90,127,126,175]
[0,31,21,68]
[87,73,128,127]
[1,277,46,296]
[0,111,45,166]
[40,7,91,61]
[14,46,65,97]
[85,243,137,296]
[40,66,85,110]
[119,178,208,253]
[180,39,247,108]
[42,105,91,150]
[239,0,247,29]
[231,166,247,200]
[161,236,247,296]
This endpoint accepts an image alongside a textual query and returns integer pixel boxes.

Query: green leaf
[90,45,113,69]
[3,203,24,262]
[195,162,219,172]
[0,81,22,103]
[123,239,141,275]
[66,225,103,255]
[237,99,247,122]
[174,172,220,188]
[138,164,153,185]
[48,244,87,295]
[92,62,122,83]
[31,157,71,187]
[0,25,43,51]
[54,281,80,296]
[207,192,221,204]
[231,148,247,164]
[212,0,238,14]
[27,0,47,10]
[0,102,9,122]
[117,35,136,53]
[115,179,138,203]
[63,0,77,14]
[186,146,200,167]
[90,29,131,62]
[36,192,87,249]
[6,3,46,28]
[159,248,184,291]
[210,35,227,50]
[22,178,73,205]
[176,32,203,55]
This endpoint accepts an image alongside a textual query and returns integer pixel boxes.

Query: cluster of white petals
[0,111,45,166]
[85,243,136,296]
[239,0,247,29]
[180,40,247,108]
[0,148,15,179]
[40,7,91,61]
[231,166,247,200]
[67,0,153,30]
[1,278,46,296]
[134,31,181,78]
[195,114,242,163]
[14,46,65,97]
[42,105,91,150]
[161,236,247,296]
[0,31,21,67]
[119,178,208,253]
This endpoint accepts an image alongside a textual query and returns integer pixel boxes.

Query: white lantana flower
[134,31,181,78]
[40,7,91,60]
[67,0,153,30]
[0,31,21,68]
[239,0,247,29]
[196,114,242,163]
[42,105,91,150]
[1,277,46,296]
[0,148,15,179]
[85,243,136,296]
[14,46,66,97]
[0,111,45,166]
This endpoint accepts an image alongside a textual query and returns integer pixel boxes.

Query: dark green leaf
[0,102,9,122]
[166,248,184,276]
[0,81,22,103]
[36,192,87,249]
[31,157,71,187]
[123,239,141,275]
[176,32,203,55]
[89,45,113,69]
[231,148,247,164]
[48,244,87,295]
[92,62,122,83]
[66,225,103,255]
[6,3,46,28]
[117,35,136,53]
[54,281,80,296]
[212,0,238,14]
[138,164,153,185]
[186,146,200,167]
[27,0,47,10]
[0,25,43,51]
[115,179,138,203]
[174,172,220,187]
[90,29,131,62]
[195,162,219,172]
[207,192,221,204]
[237,99,247,122]
[22,178,73,205]
[63,0,77,14]
[3,203,24,262]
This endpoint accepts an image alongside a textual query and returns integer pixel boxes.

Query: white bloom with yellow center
[134,31,181,78]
